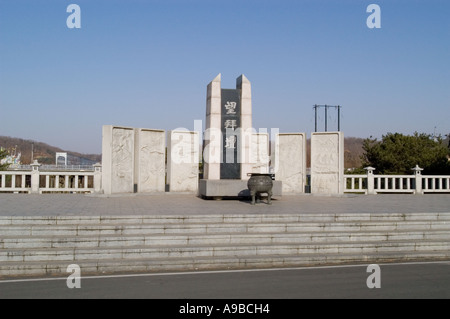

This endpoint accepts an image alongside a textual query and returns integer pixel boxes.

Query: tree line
[360,132,450,175]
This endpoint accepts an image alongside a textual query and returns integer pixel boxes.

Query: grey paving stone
[0,193,449,216]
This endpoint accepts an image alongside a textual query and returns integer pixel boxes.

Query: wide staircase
[1,213,450,278]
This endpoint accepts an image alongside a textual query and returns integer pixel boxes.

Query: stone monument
[134,128,166,193]
[167,130,199,193]
[101,125,165,195]
[310,131,344,194]
[274,133,307,193]
[199,74,281,198]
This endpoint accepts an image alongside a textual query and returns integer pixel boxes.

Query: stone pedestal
[199,179,282,199]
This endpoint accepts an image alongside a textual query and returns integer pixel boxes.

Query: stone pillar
[310,131,344,194]
[365,166,376,194]
[167,130,199,192]
[30,160,41,194]
[274,133,306,193]
[93,163,102,193]
[203,74,222,180]
[237,75,253,180]
[412,164,424,195]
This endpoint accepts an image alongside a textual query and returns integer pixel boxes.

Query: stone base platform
[198,179,282,199]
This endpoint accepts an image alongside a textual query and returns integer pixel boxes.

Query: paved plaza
[0,193,449,216]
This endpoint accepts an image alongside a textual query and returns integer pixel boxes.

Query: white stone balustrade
[0,161,101,194]
[344,165,450,194]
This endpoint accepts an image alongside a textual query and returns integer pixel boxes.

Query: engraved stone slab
[102,125,166,194]
[310,132,344,194]
[167,130,199,192]
[274,133,306,193]
[221,89,241,179]
[136,129,165,193]
[251,133,270,174]
[102,125,135,194]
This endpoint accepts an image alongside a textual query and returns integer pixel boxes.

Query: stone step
[1,213,449,278]
[1,213,450,226]
[1,220,449,237]
[1,230,449,249]
[2,250,450,278]
[1,240,450,262]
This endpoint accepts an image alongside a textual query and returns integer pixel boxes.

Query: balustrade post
[364,166,376,194]
[30,160,41,194]
[412,164,423,195]
[93,163,102,193]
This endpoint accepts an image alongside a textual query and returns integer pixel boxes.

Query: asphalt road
[1,261,449,301]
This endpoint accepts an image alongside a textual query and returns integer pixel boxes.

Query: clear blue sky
[1,0,449,154]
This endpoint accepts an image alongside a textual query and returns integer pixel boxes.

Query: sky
[0,0,449,154]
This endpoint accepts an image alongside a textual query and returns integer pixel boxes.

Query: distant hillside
[343,137,365,169]
[0,136,101,165]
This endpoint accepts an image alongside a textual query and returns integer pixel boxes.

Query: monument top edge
[209,73,251,84]
[236,74,250,84]
[211,73,221,83]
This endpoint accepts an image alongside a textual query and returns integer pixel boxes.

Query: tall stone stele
[199,74,281,198]
[203,73,252,181]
